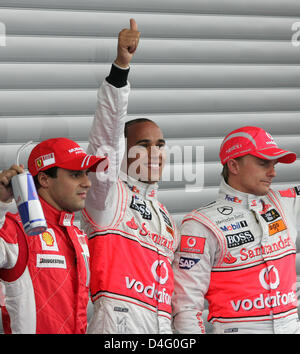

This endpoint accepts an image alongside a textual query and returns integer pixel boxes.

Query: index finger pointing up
[130,18,138,31]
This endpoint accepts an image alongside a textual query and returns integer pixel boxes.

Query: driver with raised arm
[81,19,179,334]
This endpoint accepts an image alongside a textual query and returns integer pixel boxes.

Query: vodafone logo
[231,265,297,313]
[259,265,280,291]
[265,132,277,146]
[180,235,206,254]
[187,237,196,248]
[125,260,171,305]
[151,260,169,285]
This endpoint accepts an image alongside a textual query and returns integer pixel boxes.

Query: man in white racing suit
[81,19,178,334]
[172,125,300,334]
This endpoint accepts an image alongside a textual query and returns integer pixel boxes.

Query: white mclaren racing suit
[172,179,300,334]
[81,64,178,334]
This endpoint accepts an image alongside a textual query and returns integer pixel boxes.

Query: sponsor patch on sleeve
[180,235,206,254]
[279,188,296,198]
[179,257,200,269]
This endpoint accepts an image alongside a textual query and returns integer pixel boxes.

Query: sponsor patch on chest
[36,254,67,269]
[261,208,280,222]
[268,219,287,236]
[130,196,152,220]
[39,229,59,251]
[225,230,255,248]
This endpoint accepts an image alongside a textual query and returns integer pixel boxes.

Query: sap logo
[179,257,200,270]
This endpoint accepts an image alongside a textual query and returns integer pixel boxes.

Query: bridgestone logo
[225,231,254,248]
[36,254,67,269]
[40,258,63,264]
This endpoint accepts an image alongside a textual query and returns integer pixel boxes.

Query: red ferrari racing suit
[0,197,90,334]
[81,65,178,334]
[172,179,300,334]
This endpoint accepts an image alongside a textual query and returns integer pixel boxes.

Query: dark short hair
[33,166,58,189]
[124,118,157,138]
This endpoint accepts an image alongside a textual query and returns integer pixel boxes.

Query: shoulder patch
[279,188,296,198]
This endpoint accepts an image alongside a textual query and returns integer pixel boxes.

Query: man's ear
[37,171,50,188]
[227,158,240,176]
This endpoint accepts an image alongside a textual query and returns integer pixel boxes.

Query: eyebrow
[135,139,166,145]
[69,169,90,173]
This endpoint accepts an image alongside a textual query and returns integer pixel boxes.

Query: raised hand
[0,164,24,202]
[114,18,140,68]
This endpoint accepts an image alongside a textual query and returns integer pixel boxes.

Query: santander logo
[125,260,171,305]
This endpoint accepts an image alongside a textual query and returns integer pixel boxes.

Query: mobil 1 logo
[225,230,255,248]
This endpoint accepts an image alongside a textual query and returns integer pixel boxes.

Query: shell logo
[42,231,54,247]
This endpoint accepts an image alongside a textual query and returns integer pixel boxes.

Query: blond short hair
[221,156,245,183]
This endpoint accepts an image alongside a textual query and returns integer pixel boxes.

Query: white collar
[119,171,158,200]
[219,178,271,212]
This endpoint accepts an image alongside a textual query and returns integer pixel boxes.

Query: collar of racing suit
[39,196,75,227]
[219,178,269,212]
[119,170,158,200]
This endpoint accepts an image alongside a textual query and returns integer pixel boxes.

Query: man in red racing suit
[172,126,300,334]
[0,138,106,333]
[81,19,179,334]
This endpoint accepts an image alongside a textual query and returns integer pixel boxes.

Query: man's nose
[148,145,161,159]
[81,173,92,188]
[268,165,277,178]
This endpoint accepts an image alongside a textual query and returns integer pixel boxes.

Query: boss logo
[225,230,255,248]
[130,196,152,220]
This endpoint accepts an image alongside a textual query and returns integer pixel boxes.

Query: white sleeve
[0,200,17,227]
[172,218,220,334]
[0,238,19,270]
[84,77,130,227]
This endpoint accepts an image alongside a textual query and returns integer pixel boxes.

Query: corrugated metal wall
[0,0,300,332]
